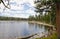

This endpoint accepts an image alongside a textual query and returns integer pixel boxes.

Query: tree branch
[1,0,10,9]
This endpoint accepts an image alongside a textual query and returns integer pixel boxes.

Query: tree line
[0,16,28,21]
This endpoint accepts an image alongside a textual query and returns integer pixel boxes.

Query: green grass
[36,32,58,39]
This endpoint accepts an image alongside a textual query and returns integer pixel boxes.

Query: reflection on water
[0,21,48,39]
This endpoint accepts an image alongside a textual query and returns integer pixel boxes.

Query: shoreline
[28,21,56,39]
[28,21,54,27]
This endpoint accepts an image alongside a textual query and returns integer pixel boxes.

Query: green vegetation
[28,0,56,25]
[36,32,58,39]
[0,16,28,21]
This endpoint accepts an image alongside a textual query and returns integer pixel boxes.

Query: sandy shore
[28,21,54,27]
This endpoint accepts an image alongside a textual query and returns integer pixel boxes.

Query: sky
[0,0,36,18]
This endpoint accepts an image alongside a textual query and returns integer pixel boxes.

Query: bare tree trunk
[56,2,60,39]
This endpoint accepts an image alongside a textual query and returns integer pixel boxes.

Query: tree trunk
[56,2,60,39]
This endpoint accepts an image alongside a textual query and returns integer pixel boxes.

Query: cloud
[0,0,36,18]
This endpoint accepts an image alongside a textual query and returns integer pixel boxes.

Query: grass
[36,32,58,39]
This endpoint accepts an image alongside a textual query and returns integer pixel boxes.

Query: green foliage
[0,16,28,21]
[53,0,60,3]
[33,0,56,25]
[28,15,35,21]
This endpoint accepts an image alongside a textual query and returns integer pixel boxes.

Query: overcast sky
[0,0,36,18]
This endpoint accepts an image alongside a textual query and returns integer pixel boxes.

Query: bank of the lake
[28,21,55,27]
[35,32,57,39]
[28,31,57,39]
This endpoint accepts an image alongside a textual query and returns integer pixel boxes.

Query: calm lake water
[0,21,49,39]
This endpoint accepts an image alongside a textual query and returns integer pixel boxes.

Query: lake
[0,21,49,39]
